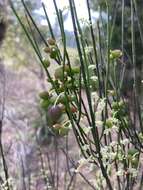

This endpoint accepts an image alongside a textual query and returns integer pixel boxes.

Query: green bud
[39,91,49,100]
[47,38,56,46]
[40,99,50,109]
[50,46,58,59]
[110,49,122,60]
[105,119,113,128]
[42,58,50,67]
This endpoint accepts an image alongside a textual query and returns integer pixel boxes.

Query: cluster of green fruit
[50,64,80,94]
[41,38,58,68]
[44,38,58,59]
[38,38,81,137]
[105,100,129,129]
[43,38,80,92]
[39,91,77,137]
[111,101,127,119]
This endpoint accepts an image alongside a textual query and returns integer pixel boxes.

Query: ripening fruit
[47,105,62,124]
[39,91,49,100]
[47,38,56,45]
[42,58,50,67]
[50,46,58,59]
[44,46,51,54]
[70,106,77,113]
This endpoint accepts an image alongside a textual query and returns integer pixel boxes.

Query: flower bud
[47,38,56,45]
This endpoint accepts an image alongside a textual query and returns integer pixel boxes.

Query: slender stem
[131,0,143,132]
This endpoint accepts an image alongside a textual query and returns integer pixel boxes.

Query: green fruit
[90,76,99,90]
[50,46,58,59]
[39,91,49,100]
[110,49,122,60]
[42,58,50,67]
[105,119,113,128]
[64,65,70,73]
[66,66,80,76]
[54,67,67,81]
[40,99,50,109]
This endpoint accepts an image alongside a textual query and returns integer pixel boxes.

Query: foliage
[7,0,143,189]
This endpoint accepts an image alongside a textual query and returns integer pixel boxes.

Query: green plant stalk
[52,0,80,110]
[25,14,41,57]
[133,0,143,46]
[56,10,91,155]
[69,0,97,130]
[10,2,59,94]
[72,0,91,88]
[68,0,100,145]
[110,0,119,44]
[131,0,143,132]
[42,2,63,64]
[86,0,103,98]
[119,0,126,92]
[21,0,48,46]
[69,1,113,189]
